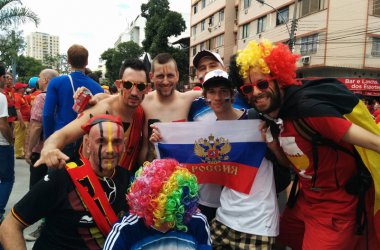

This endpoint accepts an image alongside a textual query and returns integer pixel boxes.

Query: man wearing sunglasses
[35,59,148,173]
[237,40,380,250]
[0,114,130,249]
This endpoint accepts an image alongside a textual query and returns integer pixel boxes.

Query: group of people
[0,38,379,250]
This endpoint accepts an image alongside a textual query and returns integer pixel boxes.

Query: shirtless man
[140,53,201,161]
[34,59,148,171]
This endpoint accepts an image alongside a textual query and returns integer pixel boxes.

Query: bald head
[39,69,58,91]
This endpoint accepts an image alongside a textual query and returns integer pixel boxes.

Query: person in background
[13,82,30,159]
[104,159,211,250]
[42,44,104,160]
[0,63,14,224]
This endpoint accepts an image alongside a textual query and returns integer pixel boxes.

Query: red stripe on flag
[183,162,259,194]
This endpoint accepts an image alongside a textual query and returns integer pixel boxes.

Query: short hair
[128,159,199,231]
[41,69,59,81]
[67,44,88,68]
[151,53,178,73]
[118,58,147,79]
[228,54,244,94]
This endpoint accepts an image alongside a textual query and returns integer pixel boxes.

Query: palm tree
[0,0,39,28]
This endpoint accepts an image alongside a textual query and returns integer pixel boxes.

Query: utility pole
[289,0,299,53]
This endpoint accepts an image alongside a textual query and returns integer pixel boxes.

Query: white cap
[193,50,224,68]
[202,69,232,88]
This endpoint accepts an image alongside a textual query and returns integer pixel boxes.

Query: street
[5,159,38,249]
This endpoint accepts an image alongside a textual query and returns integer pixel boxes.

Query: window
[301,0,320,17]
[372,37,380,56]
[374,0,380,15]
[201,20,205,31]
[244,0,251,9]
[192,46,197,56]
[257,16,266,33]
[216,35,224,47]
[242,23,250,39]
[219,9,224,22]
[209,15,214,27]
[202,0,206,8]
[200,42,205,51]
[276,7,289,26]
[300,34,319,55]
[192,25,197,36]
[193,4,198,14]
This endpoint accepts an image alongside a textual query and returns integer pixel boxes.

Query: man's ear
[83,135,90,154]
[149,72,153,81]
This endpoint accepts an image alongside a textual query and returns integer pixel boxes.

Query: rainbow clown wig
[127,159,199,232]
[237,39,300,88]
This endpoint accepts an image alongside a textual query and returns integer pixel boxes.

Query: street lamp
[255,0,297,52]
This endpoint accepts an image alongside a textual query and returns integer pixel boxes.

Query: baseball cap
[193,50,224,68]
[14,82,28,90]
[202,69,232,89]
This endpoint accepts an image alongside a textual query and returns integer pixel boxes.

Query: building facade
[26,32,60,66]
[115,15,146,48]
[190,0,380,84]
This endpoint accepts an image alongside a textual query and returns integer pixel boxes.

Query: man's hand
[149,124,163,143]
[25,151,32,165]
[73,87,108,107]
[34,149,69,169]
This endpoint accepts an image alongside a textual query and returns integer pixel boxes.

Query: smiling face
[117,68,148,108]
[85,121,125,177]
[242,69,282,116]
[150,60,179,98]
[196,57,224,83]
[204,85,233,113]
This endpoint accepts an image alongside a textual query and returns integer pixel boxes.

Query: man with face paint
[0,114,130,249]
[237,40,380,250]
[35,59,148,172]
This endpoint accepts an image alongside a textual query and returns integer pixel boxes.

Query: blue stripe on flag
[157,142,267,167]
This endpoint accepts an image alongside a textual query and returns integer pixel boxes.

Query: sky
[21,0,190,69]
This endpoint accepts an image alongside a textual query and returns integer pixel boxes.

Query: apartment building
[26,32,60,66]
[115,15,146,48]
[190,0,380,84]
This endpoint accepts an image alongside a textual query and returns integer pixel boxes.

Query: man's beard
[252,82,282,115]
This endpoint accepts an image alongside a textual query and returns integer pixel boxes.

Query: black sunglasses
[240,78,274,95]
[121,80,147,91]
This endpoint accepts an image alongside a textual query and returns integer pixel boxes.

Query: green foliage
[16,55,43,83]
[0,29,24,66]
[0,0,39,28]
[101,41,143,82]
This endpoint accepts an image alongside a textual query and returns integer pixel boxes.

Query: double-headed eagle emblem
[194,134,231,163]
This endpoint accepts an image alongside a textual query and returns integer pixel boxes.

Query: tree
[16,55,43,83]
[101,41,143,82]
[141,0,188,85]
[0,28,24,66]
[0,0,39,28]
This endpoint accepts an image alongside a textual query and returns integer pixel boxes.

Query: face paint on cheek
[107,122,113,170]
[98,123,104,172]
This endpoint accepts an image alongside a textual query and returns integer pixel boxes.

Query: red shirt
[4,87,16,122]
[14,92,31,121]
[280,116,357,219]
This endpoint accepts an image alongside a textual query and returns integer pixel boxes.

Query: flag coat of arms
[154,120,267,194]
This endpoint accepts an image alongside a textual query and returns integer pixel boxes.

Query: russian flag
[155,120,267,194]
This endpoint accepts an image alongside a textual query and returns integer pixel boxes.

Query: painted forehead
[88,121,123,138]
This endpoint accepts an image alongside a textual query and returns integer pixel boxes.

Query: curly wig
[127,159,199,231]
[237,40,300,88]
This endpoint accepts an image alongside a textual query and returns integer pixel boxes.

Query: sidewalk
[5,159,38,249]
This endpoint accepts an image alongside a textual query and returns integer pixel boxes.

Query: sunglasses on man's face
[240,77,274,95]
[120,80,147,91]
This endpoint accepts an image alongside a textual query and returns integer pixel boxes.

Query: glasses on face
[240,77,274,95]
[118,80,147,91]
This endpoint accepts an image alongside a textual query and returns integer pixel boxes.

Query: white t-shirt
[0,92,10,145]
[216,158,279,236]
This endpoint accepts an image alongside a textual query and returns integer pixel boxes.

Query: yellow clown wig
[237,39,300,87]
